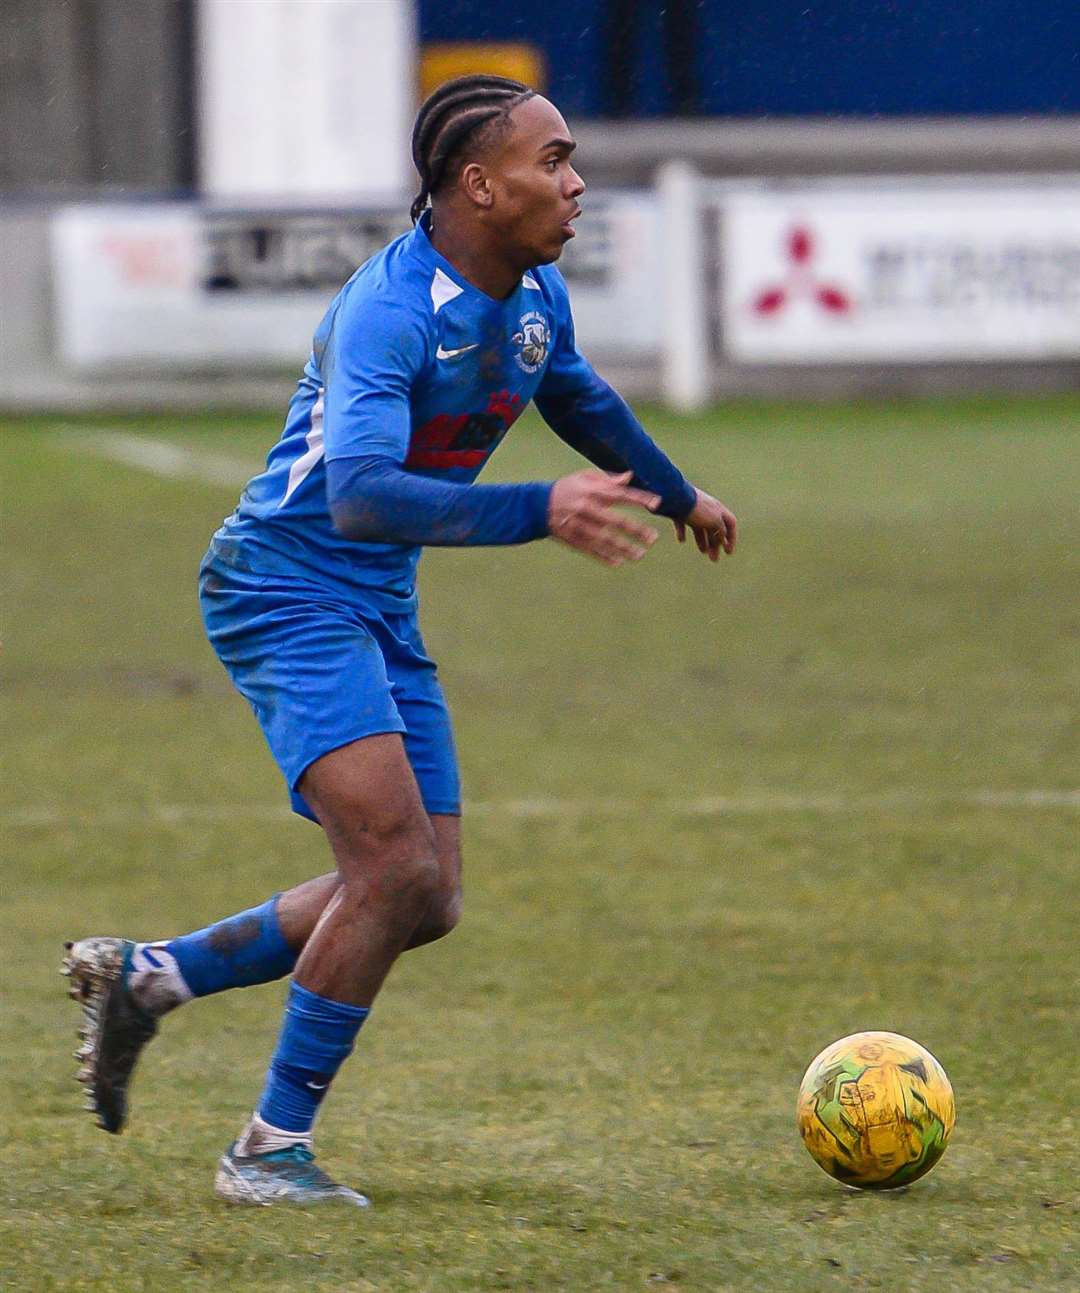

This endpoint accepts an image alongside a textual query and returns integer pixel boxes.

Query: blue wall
[419,1,1080,117]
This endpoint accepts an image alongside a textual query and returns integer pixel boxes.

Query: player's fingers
[707,514,728,546]
[608,486,662,512]
[694,525,708,555]
[582,503,658,545]
[605,511,659,546]
[584,537,634,567]
[569,517,646,563]
[577,540,624,568]
[723,513,737,553]
[706,523,723,559]
[590,470,635,496]
[591,478,662,512]
[558,529,612,564]
[595,533,649,563]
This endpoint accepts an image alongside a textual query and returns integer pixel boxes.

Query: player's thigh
[380,612,462,819]
[200,567,411,819]
[298,733,435,869]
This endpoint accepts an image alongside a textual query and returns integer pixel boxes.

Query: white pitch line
[4,789,1079,829]
[54,428,252,487]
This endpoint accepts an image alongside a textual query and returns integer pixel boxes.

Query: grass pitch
[2,397,1078,1291]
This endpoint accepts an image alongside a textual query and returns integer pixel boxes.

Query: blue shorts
[199,555,460,823]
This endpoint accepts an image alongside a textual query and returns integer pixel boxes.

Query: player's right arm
[321,287,659,566]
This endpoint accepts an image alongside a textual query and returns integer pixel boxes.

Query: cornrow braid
[410,74,535,223]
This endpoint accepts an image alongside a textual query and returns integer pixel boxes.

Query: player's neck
[428,212,526,301]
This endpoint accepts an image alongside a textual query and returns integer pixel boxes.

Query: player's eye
[544,157,559,171]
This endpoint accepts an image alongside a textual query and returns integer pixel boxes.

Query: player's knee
[394,848,443,910]
[431,889,464,940]
[386,816,439,881]
[360,819,442,916]
[338,852,440,931]
[404,885,462,949]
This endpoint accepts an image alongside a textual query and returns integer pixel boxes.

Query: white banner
[51,197,661,369]
[52,206,210,367]
[719,182,1080,363]
[559,190,661,358]
[51,205,350,367]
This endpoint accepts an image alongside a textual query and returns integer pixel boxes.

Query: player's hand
[548,470,661,567]
[674,489,737,562]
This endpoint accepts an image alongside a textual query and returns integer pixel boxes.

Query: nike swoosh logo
[436,343,479,361]
[306,1082,329,1091]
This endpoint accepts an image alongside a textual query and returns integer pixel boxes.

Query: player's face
[486,96,585,265]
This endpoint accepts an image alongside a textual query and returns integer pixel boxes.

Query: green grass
[2,397,1078,1291]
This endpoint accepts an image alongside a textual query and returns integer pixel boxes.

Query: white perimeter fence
[4,170,1080,409]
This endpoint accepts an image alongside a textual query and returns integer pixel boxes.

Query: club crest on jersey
[512,311,550,373]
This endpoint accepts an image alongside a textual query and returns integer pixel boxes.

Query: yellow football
[796,1031,955,1189]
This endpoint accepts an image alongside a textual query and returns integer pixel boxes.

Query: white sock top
[235,1111,314,1157]
[129,943,194,1015]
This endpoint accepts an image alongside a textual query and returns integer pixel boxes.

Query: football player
[63,75,736,1206]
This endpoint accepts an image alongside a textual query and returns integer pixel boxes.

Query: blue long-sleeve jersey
[208,212,696,609]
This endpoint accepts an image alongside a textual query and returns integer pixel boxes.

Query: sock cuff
[288,980,371,1024]
[277,980,370,1070]
[238,1111,313,1155]
[264,892,293,958]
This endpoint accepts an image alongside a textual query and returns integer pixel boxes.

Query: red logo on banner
[751,226,854,317]
[99,234,187,288]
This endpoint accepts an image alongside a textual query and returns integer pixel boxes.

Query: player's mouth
[560,207,582,239]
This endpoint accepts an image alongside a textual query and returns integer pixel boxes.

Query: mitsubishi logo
[751,226,854,316]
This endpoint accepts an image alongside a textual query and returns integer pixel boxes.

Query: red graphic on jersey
[406,390,524,470]
[751,226,854,316]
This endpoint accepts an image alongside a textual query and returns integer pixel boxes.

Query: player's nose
[566,166,585,199]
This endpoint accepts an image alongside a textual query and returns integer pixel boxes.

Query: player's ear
[460,162,494,210]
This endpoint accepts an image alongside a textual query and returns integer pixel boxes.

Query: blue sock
[257,981,369,1133]
[162,896,297,998]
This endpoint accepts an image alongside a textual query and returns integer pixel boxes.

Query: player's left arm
[533,271,736,561]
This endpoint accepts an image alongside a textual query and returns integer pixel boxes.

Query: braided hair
[410,74,535,224]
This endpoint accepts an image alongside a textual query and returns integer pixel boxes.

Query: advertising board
[51,195,661,369]
[718,181,1080,363]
